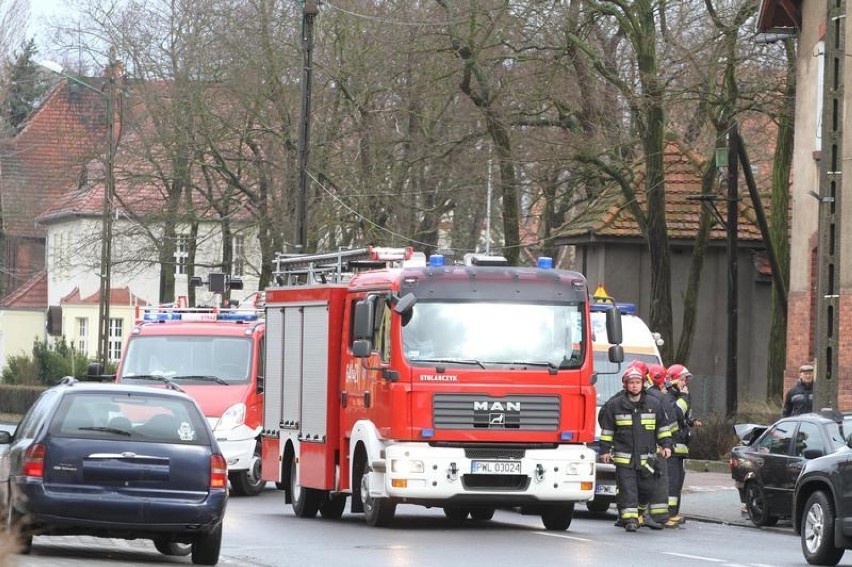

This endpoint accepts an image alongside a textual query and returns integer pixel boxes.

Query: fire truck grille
[432,394,560,430]
[462,474,530,491]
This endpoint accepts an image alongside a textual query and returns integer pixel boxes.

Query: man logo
[473,401,521,412]
[473,399,520,429]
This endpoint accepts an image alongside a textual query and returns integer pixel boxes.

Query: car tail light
[210,454,227,489]
[23,444,46,478]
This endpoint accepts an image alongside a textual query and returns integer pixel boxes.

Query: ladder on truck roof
[272,246,418,286]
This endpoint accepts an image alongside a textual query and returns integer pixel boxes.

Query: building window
[233,235,244,277]
[108,317,122,361]
[175,235,190,275]
[76,317,89,356]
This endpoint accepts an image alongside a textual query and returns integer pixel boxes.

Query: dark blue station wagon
[0,378,228,565]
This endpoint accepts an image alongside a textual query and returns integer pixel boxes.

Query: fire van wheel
[586,499,611,514]
[360,467,396,527]
[443,506,469,523]
[801,491,846,566]
[541,503,574,531]
[469,508,495,521]
[229,444,265,497]
[290,458,321,518]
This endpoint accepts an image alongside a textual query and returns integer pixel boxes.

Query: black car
[793,437,852,565]
[730,411,852,527]
[0,378,228,565]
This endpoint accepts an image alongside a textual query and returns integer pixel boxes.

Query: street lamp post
[40,58,119,372]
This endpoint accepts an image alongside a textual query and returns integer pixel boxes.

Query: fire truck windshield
[119,336,253,385]
[402,301,584,369]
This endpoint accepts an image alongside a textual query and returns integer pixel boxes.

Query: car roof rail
[57,376,78,386]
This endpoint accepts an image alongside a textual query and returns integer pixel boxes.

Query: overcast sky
[27,0,74,55]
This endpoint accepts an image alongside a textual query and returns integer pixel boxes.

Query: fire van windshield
[402,301,584,370]
[119,336,253,385]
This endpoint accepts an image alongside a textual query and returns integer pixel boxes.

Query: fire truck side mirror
[608,344,624,364]
[605,306,623,345]
[354,298,375,339]
[393,293,417,315]
[352,339,372,358]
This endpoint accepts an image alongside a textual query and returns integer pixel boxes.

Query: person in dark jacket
[599,366,672,532]
[782,364,815,417]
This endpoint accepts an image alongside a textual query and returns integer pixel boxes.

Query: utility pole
[726,124,740,417]
[814,0,845,410]
[97,52,118,372]
[295,0,318,252]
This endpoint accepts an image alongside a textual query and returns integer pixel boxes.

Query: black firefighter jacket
[598,390,672,469]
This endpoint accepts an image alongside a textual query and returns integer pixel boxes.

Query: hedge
[0,384,46,417]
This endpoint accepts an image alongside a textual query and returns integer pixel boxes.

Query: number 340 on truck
[260,247,624,530]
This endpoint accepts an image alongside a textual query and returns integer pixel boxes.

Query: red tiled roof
[60,285,148,307]
[35,86,256,224]
[0,270,47,309]
[0,80,107,238]
[554,141,771,245]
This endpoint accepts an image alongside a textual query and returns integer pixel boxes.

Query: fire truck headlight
[215,403,247,431]
[391,459,424,474]
[565,462,594,476]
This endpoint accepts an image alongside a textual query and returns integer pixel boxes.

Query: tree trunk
[767,39,795,400]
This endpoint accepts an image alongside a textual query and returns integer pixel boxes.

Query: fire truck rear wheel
[290,458,321,518]
[359,467,396,527]
[541,503,574,531]
[229,444,265,497]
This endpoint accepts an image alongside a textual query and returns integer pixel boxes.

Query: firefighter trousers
[615,465,669,523]
[637,456,669,519]
[667,456,686,516]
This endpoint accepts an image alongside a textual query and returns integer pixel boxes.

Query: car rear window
[50,391,210,445]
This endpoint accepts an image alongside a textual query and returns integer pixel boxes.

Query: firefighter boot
[664,517,680,528]
[624,521,639,532]
[642,514,663,530]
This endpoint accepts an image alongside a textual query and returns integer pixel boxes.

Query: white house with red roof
[0,70,263,368]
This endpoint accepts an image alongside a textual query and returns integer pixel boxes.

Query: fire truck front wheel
[355,463,395,527]
[541,503,575,531]
[290,457,321,518]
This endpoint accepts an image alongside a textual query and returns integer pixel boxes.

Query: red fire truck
[260,247,623,529]
[114,299,267,496]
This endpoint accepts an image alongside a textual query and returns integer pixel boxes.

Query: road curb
[684,459,729,473]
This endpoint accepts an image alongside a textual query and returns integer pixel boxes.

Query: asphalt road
[3,468,809,567]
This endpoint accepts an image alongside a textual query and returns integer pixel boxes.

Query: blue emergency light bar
[590,302,637,315]
[140,308,260,323]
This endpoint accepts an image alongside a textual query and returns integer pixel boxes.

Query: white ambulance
[588,290,663,513]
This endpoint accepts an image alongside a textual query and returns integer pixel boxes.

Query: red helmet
[622,367,645,387]
[627,359,649,379]
[648,364,668,388]
[667,364,692,386]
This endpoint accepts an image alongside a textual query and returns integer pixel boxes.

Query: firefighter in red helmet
[643,363,677,527]
[664,364,701,526]
[599,366,672,532]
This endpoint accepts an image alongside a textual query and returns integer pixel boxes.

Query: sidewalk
[680,461,752,527]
